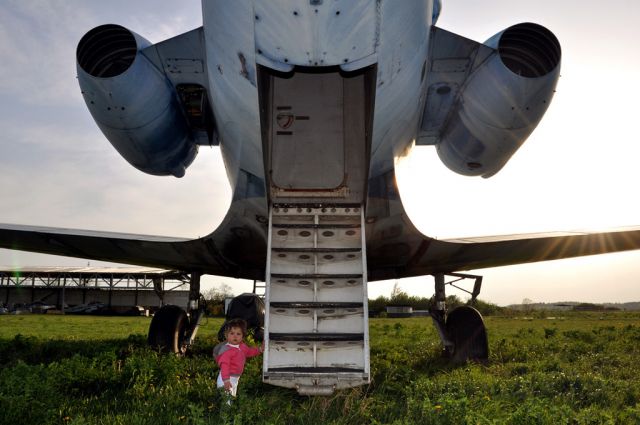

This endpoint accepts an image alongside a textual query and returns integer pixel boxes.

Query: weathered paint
[202,0,435,196]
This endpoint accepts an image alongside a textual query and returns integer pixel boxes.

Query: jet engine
[76,24,197,177]
[436,23,561,178]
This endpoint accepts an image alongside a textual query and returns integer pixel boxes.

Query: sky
[0,0,639,306]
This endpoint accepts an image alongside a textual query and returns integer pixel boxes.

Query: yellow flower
[435,405,442,411]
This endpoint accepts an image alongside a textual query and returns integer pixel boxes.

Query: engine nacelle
[436,23,561,178]
[77,24,197,177]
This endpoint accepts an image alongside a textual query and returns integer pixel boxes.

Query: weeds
[1,314,639,424]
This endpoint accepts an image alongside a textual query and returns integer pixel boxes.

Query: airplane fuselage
[202,0,434,205]
[5,1,588,288]
[14,2,640,392]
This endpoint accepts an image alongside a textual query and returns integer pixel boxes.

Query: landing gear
[430,273,488,363]
[446,305,488,363]
[148,272,205,354]
[148,304,189,353]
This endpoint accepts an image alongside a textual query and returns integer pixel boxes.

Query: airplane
[2,0,640,395]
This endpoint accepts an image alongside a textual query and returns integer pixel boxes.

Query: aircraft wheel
[252,327,264,342]
[148,305,188,353]
[446,305,489,363]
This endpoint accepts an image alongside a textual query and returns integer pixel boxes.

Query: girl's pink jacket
[213,342,261,381]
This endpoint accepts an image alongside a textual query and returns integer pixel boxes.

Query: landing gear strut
[430,273,488,363]
[148,272,205,354]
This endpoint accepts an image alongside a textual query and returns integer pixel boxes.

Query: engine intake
[77,24,197,177]
[436,23,561,178]
[77,24,138,78]
[497,23,561,78]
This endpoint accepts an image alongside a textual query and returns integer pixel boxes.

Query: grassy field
[1,313,640,424]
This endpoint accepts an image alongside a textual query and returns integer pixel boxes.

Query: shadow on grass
[0,334,148,365]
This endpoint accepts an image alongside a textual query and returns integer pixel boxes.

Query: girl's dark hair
[224,318,248,337]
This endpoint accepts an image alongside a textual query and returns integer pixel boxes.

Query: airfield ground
[1,313,639,424]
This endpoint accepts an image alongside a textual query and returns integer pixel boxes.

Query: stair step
[273,202,360,212]
[270,302,362,309]
[271,273,362,279]
[270,340,363,349]
[269,332,364,342]
[266,367,365,373]
[271,247,361,253]
[271,249,362,265]
[269,277,363,294]
[264,203,369,394]
[272,223,360,229]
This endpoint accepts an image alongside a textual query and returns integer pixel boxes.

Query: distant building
[385,305,413,318]
[0,267,190,313]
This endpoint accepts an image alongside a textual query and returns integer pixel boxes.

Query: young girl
[213,319,262,399]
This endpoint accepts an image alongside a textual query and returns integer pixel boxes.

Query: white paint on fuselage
[370,1,432,172]
[201,0,434,195]
[254,0,378,67]
[202,1,263,193]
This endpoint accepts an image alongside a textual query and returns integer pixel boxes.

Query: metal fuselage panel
[200,1,434,277]
[202,0,433,197]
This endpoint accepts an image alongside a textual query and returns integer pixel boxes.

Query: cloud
[0,1,93,107]
[0,1,237,289]
[0,0,202,108]
[0,143,230,237]
[0,0,221,237]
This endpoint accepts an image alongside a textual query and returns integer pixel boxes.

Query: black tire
[148,305,189,353]
[251,327,264,342]
[446,305,489,363]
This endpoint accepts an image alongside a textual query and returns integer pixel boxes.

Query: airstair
[262,203,370,395]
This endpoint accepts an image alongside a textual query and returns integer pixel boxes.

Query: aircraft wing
[0,223,206,271]
[0,216,267,280]
[368,225,640,281]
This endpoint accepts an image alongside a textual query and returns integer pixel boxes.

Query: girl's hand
[224,380,232,391]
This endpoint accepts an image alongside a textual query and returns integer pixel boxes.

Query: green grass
[1,313,640,424]
[0,315,222,340]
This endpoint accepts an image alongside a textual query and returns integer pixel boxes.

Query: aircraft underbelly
[271,72,345,190]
